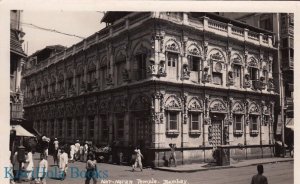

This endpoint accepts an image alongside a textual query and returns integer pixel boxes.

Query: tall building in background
[220,13,294,155]
[10,10,26,123]
[23,12,279,166]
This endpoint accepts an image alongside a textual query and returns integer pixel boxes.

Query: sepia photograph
[6,7,295,184]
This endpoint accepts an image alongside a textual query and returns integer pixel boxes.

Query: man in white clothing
[38,153,48,184]
[53,138,59,165]
[59,148,68,181]
[70,145,75,162]
[75,140,80,161]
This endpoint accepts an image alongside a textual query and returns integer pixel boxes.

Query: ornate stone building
[22,12,278,166]
[11,10,26,122]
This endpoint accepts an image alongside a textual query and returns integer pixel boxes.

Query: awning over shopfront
[11,125,36,137]
[275,141,288,148]
[285,118,294,131]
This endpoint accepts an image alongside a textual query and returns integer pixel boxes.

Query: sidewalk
[154,157,293,173]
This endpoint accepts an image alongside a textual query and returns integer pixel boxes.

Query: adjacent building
[22,12,279,166]
[10,10,26,123]
[220,13,294,153]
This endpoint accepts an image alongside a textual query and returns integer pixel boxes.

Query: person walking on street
[84,142,89,162]
[75,140,80,161]
[80,144,84,162]
[132,148,143,172]
[37,153,48,184]
[85,154,98,184]
[70,144,76,162]
[24,149,34,181]
[53,138,59,165]
[59,148,68,181]
[168,144,177,167]
[251,165,268,184]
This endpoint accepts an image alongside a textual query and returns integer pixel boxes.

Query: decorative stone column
[203,94,210,146]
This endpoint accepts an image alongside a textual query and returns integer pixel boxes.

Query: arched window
[66,70,73,90]
[99,56,107,89]
[76,66,84,94]
[135,53,147,80]
[50,76,56,94]
[115,52,126,85]
[58,74,64,92]
[42,79,48,97]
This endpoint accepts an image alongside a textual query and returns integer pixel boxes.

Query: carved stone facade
[22,12,278,167]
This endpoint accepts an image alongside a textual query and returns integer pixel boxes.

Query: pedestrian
[53,138,59,165]
[132,148,143,172]
[251,164,268,184]
[131,148,137,171]
[41,136,50,159]
[168,144,177,167]
[12,151,21,181]
[70,144,75,162]
[85,153,98,184]
[37,153,48,184]
[75,140,80,161]
[8,151,15,184]
[84,142,89,162]
[59,148,68,181]
[80,144,84,162]
[24,149,34,181]
[57,148,61,167]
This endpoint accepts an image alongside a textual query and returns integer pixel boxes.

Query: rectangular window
[249,115,259,134]
[67,77,73,89]
[167,53,177,67]
[101,115,109,141]
[189,56,200,71]
[116,61,126,85]
[43,86,48,96]
[77,118,83,139]
[89,116,95,139]
[67,118,72,137]
[58,119,63,137]
[212,72,223,85]
[100,66,107,88]
[263,115,269,126]
[234,115,243,134]
[50,83,55,93]
[260,17,273,31]
[117,114,124,139]
[190,113,201,131]
[168,111,178,131]
[43,120,47,136]
[249,67,258,81]
[263,70,268,83]
[50,120,55,137]
[233,65,241,87]
[136,53,147,80]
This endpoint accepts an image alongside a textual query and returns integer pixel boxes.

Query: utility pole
[276,13,285,157]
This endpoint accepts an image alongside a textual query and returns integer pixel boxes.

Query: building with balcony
[219,13,294,152]
[10,10,26,123]
[22,12,279,166]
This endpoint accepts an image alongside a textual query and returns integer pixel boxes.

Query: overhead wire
[11,19,85,39]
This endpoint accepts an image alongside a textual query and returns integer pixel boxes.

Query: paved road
[17,153,293,184]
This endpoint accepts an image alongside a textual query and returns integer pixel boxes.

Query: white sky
[22,11,105,55]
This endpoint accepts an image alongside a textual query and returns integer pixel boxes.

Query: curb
[153,159,293,173]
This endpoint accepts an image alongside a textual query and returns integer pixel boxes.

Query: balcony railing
[23,12,275,78]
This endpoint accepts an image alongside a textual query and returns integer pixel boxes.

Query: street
[14,153,293,184]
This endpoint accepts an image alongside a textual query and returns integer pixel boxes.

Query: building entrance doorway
[210,114,225,146]
[129,113,151,147]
